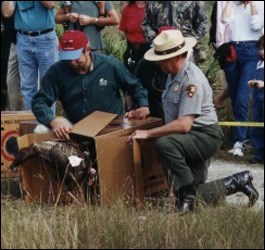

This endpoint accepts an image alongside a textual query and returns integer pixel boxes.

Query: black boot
[176,182,198,214]
[221,171,259,207]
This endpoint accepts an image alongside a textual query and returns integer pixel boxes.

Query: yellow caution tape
[218,122,264,127]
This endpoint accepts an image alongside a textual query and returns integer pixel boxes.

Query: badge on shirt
[99,78,108,86]
[186,84,197,98]
[174,85,180,92]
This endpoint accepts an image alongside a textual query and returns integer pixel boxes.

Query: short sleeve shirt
[68,1,114,50]
[162,61,218,127]
[14,1,55,31]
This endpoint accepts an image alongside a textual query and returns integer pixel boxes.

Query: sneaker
[228,142,245,157]
[233,141,244,157]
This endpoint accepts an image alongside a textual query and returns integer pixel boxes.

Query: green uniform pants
[197,179,227,205]
[155,124,224,190]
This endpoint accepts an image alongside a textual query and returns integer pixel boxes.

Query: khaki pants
[7,43,23,111]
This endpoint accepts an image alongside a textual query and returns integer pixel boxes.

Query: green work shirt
[162,61,218,127]
[32,53,149,126]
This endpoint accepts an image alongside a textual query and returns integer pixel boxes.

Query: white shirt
[222,1,264,42]
[216,1,232,48]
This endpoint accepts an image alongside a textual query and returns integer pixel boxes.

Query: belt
[17,28,53,37]
[233,40,257,45]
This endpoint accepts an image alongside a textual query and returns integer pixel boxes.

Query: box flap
[1,111,34,115]
[70,111,117,138]
[17,133,56,149]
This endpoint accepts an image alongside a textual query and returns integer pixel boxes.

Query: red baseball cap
[59,30,89,60]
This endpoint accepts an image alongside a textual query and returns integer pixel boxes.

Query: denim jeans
[251,68,264,160]
[16,30,58,110]
[224,41,259,142]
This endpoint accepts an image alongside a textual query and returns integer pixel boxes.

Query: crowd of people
[1,1,263,213]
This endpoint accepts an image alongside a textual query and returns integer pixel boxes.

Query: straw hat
[144,30,197,61]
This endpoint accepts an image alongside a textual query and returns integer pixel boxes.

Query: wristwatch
[94,18,99,24]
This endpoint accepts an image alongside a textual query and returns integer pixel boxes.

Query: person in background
[221,1,264,157]
[134,59,167,119]
[210,1,231,111]
[55,1,119,52]
[248,35,264,164]
[1,10,10,110]
[119,1,149,73]
[1,4,22,111]
[141,1,208,64]
[1,1,58,111]
[134,27,176,119]
[32,30,150,140]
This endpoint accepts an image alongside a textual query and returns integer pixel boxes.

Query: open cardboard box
[17,111,169,205]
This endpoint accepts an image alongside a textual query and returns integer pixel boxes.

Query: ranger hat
[144,30,197,61]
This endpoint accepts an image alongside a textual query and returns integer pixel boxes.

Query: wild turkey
[10,140,97,193]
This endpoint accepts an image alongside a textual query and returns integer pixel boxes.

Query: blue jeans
[251,68,264,160]
[224,41,259,142]
[16,30,58,110]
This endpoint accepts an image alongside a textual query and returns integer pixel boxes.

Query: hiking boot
[221,171,259,207]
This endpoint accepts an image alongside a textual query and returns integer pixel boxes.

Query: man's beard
[71,64,85,74]
[69,55,88,74]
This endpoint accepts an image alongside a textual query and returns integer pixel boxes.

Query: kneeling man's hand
[125,107,150,120]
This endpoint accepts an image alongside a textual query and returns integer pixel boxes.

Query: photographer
[55,1,119,52]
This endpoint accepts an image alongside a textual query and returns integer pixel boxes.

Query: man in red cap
[32,30,150,140]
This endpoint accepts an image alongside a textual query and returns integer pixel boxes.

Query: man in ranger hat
[129,30,259,213]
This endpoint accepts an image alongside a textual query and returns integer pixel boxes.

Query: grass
[3,3,263,249]
[1,198,264,249]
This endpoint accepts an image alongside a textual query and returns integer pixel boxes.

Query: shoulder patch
[186,84,197,98]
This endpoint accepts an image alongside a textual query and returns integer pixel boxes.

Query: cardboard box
[17,111,169,206]
[1,111,36,175]
[19,120,39,136]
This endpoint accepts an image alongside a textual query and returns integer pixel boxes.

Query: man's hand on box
[50,118,73,140]
[125,107,150,120]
